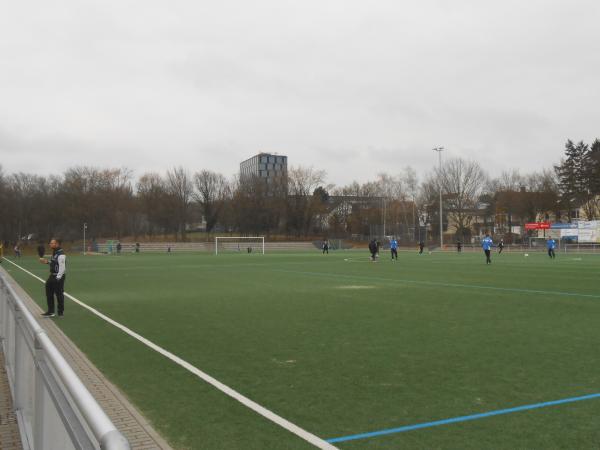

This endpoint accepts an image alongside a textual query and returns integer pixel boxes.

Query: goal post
[215,237,265,255]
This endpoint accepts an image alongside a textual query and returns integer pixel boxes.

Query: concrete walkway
[1,268,173,450]
[0,348,22,450]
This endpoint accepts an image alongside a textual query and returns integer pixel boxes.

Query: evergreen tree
[555,140,588,221]
[588,139,600,197]
[582,138,600,219]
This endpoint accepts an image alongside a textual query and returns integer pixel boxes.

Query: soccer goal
[215,237,265,255]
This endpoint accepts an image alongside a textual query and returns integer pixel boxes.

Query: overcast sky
[1,0,599,186]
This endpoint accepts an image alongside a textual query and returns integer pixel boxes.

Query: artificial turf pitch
[3,249,600,449]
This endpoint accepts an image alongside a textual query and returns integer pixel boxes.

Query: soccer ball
[524,253,529,257]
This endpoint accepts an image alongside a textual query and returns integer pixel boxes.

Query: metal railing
[0,271,130,450]
[563,243,600,253]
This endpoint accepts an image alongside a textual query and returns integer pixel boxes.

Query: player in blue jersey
[482,234,493,264]
[390,237,398,261]
[547,237,556,259]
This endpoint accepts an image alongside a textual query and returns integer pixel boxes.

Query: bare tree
[232,174,286,235]
[522,169,560,221]
[286,166,326,236]
[193,170,229,235]
[438,158,488,241]
[165,167,194,241]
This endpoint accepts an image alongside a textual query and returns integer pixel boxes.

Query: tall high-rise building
[240,153,287,181]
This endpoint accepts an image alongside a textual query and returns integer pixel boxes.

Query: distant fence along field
[95,241,318,253]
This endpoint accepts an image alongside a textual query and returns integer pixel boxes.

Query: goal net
[215,237,265,255]
[527,237,560,250]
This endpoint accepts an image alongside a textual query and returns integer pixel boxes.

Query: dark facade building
[240,153,287,181]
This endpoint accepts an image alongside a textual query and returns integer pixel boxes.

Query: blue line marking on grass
[326,392,600,443]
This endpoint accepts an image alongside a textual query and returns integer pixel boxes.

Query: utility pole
[83,223,88,256]
[382,197,386,237]
[433,147,444,249]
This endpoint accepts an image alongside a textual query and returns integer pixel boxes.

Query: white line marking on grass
[2,257,338,450]
[342,258,373,263]
[335,285,376,290]
[274,269,600,300]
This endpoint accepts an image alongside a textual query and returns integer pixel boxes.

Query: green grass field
[3,249,600,449]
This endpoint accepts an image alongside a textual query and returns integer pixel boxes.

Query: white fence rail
[563,243,600,253]
[0,271,130,450]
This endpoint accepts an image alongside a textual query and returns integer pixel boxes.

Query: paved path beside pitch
[0,349,22,450]
[2,268,173,450]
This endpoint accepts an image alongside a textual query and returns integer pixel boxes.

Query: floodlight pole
[433,147,444,249]
[83,223,87,256]
[382,197,386,237]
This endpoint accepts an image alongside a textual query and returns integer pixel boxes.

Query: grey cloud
[1,0,599,186]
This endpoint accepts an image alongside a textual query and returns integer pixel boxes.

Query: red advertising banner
[525,222,551,230]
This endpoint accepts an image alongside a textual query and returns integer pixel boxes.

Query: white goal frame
[215,236,265,255]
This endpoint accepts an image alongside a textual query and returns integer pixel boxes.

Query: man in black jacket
[369,239,378,261]
[39,238,67,317]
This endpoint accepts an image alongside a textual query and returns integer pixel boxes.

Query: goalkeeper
[369,239,378,261]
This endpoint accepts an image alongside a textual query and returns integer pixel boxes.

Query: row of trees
[1,138,598,244]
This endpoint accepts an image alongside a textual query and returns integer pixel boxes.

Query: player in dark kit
[322,240,329,254]
[369,239,378,261]
[418,241,425,254]
[39,238,67,317]
[37,242,45,258]
[457,241,462,252]
[498,240,504,254]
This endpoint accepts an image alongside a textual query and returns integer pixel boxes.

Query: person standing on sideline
[39,238,66,317]
[498,239,504,254]
[418,241,425,255]
[116,242,122,255]
[322,239,329,254]
[547,237,557,259]
[14,243,21,258]
[456,241,462,252]
[390,237,398,261]
[482,234,493,265]
[37,241,45,258]
[369,239,378,261]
